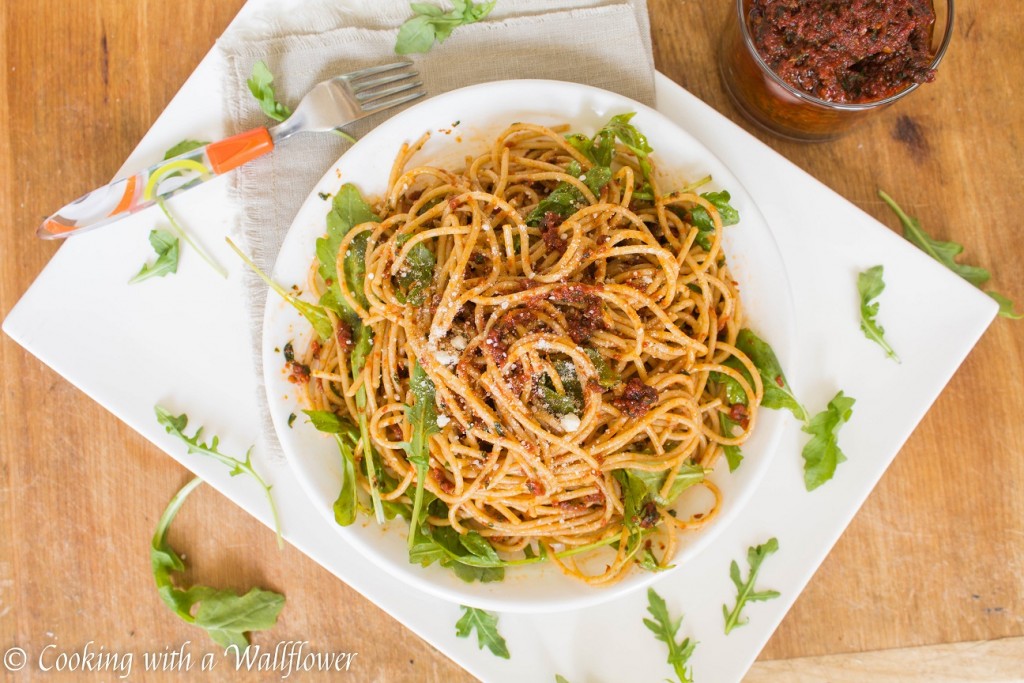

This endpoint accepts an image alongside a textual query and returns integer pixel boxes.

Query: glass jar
[719,0,955,141]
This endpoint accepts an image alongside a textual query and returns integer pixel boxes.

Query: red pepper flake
[775,375,785,388]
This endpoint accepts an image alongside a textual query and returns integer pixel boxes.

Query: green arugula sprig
[395,1,496,55]
[712,329,856,489]
[565,113,654,179]
[152,477,285,650]
[155,406,283,548]
[226,236,334,342]
[313,184,388,524]
[247,61,356,143]
[130,229,179,283]
[858,265,900,362]
[736,329,807,422]
[723,537,781,635]
[455,605,510,659]
[643,588,696,683]
[247,61,291,122]
[801,392,856,491]
[400,362,440,550]
[879,190,1019,319]
[684,190,740,251]
[719,412,744,472]
[989,292,1023,320]
[131,140,228,283]
[302,410,363,526]
[394,235,436,305]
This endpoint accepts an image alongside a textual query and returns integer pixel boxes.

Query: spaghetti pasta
[292,114,763,586]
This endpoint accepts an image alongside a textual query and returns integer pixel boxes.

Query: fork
[38,61,424,239]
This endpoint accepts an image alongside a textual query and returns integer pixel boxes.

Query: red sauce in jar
[749,0,937,103]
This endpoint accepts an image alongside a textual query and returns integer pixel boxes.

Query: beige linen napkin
[218,0,655,458]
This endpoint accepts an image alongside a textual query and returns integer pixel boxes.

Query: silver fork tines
[270,61,426,141]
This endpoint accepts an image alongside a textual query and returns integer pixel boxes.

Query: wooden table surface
[1,1,1021,681]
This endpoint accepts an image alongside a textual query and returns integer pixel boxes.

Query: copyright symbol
[4,647,27,671]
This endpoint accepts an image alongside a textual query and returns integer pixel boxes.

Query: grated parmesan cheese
[559,413,581,432]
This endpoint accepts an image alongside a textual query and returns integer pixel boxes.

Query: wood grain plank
[746,636,1024,682]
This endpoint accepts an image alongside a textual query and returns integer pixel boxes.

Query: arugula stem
[156,406,284,549]
[863,323,900,362]
[157,198,228,278]
[331,129,358,144]
[679,174,713,194]
[153,476,204,563]
[552,534,622,559]
[358,409,386,525]
[225,237,286,298]
[188,444,283,550]
[407,464,427,550]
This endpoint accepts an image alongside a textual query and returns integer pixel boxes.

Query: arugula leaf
[410,523,508,582]
[613,467,703,572]
[801,391,856,491]
[686,190,740,250]
[152,478,285,649]
[988,291,1023,320]
[618,466,705,511]
[155,406,283,548]
[163,139,208,159]
[723,537,781,635]
[130,229,180,284]
[153,137,227,279]
[247,60,292,122]
[879,190,993,287]
[735,328,807,422]
[643,588,696,683]
[310,185,386,521]
[394,237,436,305]
[302,410,361,527]
[301,409,356,435]
[858,265,900,362]
[565,130,615,168]
[401,362,440,550]
[720,412,744,472]
[527,161,585,226]
[584,348,620,388]
[555,676,571,683]
[582,165,613,196]
[317,184,380,320]
[604,113,654,178]
[226,237,333,342]
[711,356,750,407]
[455,605,510,659]
[395,1,496,55]
[537,359,583,416]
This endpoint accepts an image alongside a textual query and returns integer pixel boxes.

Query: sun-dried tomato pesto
[749,0,937,103]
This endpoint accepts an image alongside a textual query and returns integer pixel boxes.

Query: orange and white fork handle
[37,127,274,239]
